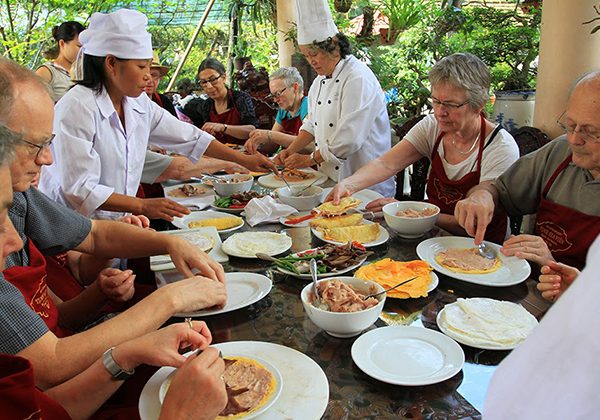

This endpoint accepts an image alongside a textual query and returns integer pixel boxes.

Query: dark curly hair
[310,32,352,59]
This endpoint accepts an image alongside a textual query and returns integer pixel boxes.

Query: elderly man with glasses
[455,70,600,271]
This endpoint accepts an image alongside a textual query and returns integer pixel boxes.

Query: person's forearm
[204,140,253,169]
[98,193,142,214]
[45,358,123,420]
[435,213,468,236]
[55,283,107,330]
[467,181,501,207]
[155,156,242,183]
[285,130,314,155]
[340,157,398,193]
[22,289,175,389]
[76,253,111,286]
[224,124,255,140]
[270,130,314,152]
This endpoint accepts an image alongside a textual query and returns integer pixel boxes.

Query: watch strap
[102,347,135,380]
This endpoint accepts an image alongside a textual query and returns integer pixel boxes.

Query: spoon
[363,276,419,300]
[477,242,497,260]
[294,177,321,197]
[310,258,321,306]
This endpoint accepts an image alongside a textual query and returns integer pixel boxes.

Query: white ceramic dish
[212,174,254,196]
[162,182,214,209]
[279,211,313,228]
[301,276,386,338]
[320,188,384,211]
[155,272,272,317]
[258,168,327,189]
[210,201,247,214]
[274,247,368,279]
[150,227,228,269]
[158,354,283,420]
[222,232,293,258]
[311,220,390,248]
[416,236,531,287]
[351,326,465,386]
[276,185,325,211]
[171,210,244,233]
[382,201,440,238]
[139,341,329,420]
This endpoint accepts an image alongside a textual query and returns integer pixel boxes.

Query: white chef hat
[79,9,153,59]
[295,0,338,45]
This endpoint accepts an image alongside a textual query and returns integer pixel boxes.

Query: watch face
[102,348,134,380]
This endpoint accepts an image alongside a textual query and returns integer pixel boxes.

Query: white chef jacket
[40,85,214,220]
[484,236,600,419]
[300,55,395,197]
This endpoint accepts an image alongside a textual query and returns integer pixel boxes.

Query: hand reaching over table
[454,189,496,244]
[138,197,190,222]
[501,234,554,266]
[96,268,136,303]
[241,153,278,173]
[245,129,269,155]
[283,152,312,169]
[537,261,580,302]
[160,276,228,313]
[166,236,226,283]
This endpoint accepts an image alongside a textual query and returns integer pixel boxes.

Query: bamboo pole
[166,0,217,92]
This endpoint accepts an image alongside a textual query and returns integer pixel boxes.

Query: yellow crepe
[355,259,433,299]
[309,213,363,229]
[315,197,362,216]
[188,216,243,231]
[322,223,380,243]
[435,248,501,274]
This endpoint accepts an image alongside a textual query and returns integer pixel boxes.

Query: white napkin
[244,196,297,227]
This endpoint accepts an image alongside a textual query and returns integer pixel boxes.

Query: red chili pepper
[228,204,247,209]
[286,213,315,224]
[352,241,366,251]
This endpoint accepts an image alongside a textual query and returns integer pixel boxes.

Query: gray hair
[0,123,19,166]
[571,70,600,96]
[428,53,491,110]
[270,67,304,91]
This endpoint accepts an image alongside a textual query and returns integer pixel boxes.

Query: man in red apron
[455,71,600,269]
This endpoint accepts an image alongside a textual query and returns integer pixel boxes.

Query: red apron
[45,253,84,302]
[3,241,72,337]
[426,115,508,244]
[209,91,244,145]
[534,155,600,269]
[0,354,70,420]
[280,114,303,135]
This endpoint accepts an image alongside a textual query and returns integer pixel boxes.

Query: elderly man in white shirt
[274,0,395,198]
[40,9,274,221]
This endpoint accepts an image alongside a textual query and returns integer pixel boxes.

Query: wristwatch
[223,123,228,133]
[102,347,135,380]
[310,151,319,166]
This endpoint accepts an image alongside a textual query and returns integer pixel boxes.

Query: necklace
[451,131,480,155]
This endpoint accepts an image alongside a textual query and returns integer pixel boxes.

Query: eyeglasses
[20,135,55,159]
[556,111,600,143]
[267,87,287,100]
[429,96,469,110]
[198,74,224,87]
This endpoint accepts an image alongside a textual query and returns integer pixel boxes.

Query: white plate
[320,188,384,211]
[150,227,228,269]
[158,354,283,419]
[274,247,368,279]
[139,341,329,420]
[172,210,244,233]
[436,300,537,351]
[162,182,214,209]
[258,168,327,189]
[155,272,272,317]
[210,202,247,214]
[311,220,390,248]
[351,326,465,386]
[222,232,292,258]
[416,237,531,287]
[278,211,313,228]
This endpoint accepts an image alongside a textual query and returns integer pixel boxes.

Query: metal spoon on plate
[477,242,497,260]
[310,258,321,306]
[363,276,419,300]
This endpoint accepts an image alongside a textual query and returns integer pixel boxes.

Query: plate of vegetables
[272,242,371,279]
[211,191,265,213]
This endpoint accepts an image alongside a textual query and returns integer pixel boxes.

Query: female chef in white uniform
[275,0,395,198]
[40,9,274,221]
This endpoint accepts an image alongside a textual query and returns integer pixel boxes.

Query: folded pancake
[189,216,243,230]
[218,357,277,419]
[355,259,433,298]
[281,168,315,182]
[321,223,380,244]
[438,298,538,347]
[315,197,362,216]
[435,247,501,274]
[309,213,363,229]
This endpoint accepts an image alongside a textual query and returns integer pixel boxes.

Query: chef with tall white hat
[275,0,395,197]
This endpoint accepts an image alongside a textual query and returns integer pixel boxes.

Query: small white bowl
[212,174,254,196]
[276,185,325,211]
[301,276,386,338]
[383,201,440,238]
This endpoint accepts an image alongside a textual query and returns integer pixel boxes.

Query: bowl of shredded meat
[383,201,440,238]
[300,277,386,338]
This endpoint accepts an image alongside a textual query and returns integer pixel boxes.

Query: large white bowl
[212,174,254,196]
[276,185,325,211]
[301,276,386,338]
[383,201,440,238]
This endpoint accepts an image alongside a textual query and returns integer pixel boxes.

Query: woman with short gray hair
[329,52,520,244]
[244,66,310,154]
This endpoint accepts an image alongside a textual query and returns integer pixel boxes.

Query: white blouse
[40,85,214,219]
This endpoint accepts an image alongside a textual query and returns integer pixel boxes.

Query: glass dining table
[158,213,550,419]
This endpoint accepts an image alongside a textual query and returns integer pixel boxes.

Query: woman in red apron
[532,155,600,269]
[182,58,258,146]
[244,67,310,155]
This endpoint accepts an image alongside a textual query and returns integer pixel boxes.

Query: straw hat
[151,51,169,76]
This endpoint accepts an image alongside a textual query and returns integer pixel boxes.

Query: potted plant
[378,0,426,44]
